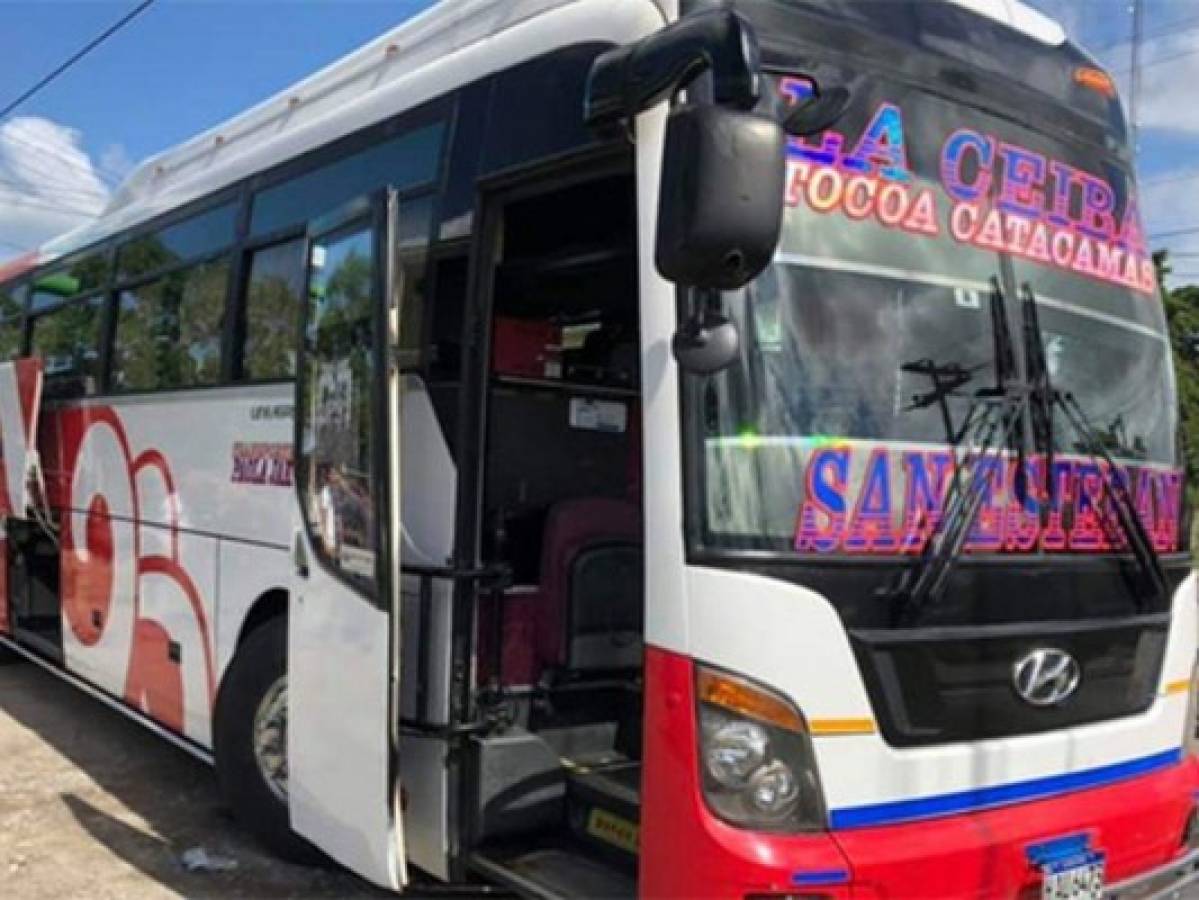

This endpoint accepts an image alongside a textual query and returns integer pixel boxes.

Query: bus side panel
[41,386,292,750]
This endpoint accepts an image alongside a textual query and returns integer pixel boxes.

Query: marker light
[1074,67,1117,99]
[1183,655,1199,757]
[696,665,826,832]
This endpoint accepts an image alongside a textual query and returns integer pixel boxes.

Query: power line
[1141,168,1199,188]
[1,195,100,218]
[1150,225,1199,240]
[0,129,123,187]
[1092,16,1199,52]
[0,172,107,203]
[0,0,157,122]
[1112,43,1199,76]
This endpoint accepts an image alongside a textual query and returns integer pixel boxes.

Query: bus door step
[468,844,636,900]
[565,759,641,865]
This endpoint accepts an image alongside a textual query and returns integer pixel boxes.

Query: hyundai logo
[1012,648,1081,707]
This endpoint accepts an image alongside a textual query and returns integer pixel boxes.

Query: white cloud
[99,142,134,183]
[0,117,111,264]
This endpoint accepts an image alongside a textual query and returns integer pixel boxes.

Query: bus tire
[213,616,323,865]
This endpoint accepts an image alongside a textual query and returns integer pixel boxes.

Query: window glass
[29,296,104,388]
[31,251,110,311]
[0,319,21,361]
[117,203,238,281]
[299,224,378,590]
[242,238,305,380]
[0,282,26,321]
[250,122,443,237]
[112,257,229,390]
[0,282,26,361]
[394,194,434,369]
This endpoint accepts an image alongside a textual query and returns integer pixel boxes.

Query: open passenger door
[289,191,406,889]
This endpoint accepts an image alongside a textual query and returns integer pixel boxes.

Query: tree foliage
[1158,251,1199,511]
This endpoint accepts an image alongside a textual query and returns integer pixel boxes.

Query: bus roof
[946,0,1065,46]
[26,0,660,270]
[15,0,1073,275]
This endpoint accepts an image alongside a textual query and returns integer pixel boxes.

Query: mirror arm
[584,9,763,129]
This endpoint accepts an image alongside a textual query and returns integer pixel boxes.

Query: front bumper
[1107,848,1199,899]
[640,646,1199,898]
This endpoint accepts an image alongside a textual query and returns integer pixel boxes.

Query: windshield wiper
[901,359,984,444]
[890,278,1028,624]
[1020,283,1168,610]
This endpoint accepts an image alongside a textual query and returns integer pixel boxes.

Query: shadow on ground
[0,651,387,898]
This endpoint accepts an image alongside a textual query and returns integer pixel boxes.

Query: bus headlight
[696,664,826,832]
[702,714,769,788]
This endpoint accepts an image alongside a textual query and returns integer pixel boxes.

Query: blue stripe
[792,869,850,887]
[829,748,1182,830]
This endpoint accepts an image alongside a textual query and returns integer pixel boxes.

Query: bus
[0,0,1195,896]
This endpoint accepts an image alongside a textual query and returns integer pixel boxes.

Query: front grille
[850,615,1169,746]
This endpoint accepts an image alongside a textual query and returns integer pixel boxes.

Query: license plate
[1041,854,1105,900]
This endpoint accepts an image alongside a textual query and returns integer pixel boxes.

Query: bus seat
[537,498,643,678]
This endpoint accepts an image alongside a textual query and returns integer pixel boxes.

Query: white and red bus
[0,0,1196,896]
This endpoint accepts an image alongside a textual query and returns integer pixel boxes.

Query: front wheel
[213,616,322,864]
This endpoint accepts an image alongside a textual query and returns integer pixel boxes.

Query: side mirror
[784,85,852,137]
[656,104,786,291]
[671,309,740,374]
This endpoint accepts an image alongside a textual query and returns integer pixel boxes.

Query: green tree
[1159,250,1199,512]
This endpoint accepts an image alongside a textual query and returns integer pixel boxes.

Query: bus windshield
[695,75,1182,556]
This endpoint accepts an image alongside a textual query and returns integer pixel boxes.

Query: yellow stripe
[811,717,877,736]
[1163,679,1192,697]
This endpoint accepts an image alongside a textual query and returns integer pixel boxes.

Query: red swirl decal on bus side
[54,406,216,737]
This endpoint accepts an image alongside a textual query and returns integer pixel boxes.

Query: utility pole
[1129,0,1144,154]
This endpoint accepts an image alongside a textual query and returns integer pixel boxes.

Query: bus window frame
[9,95,452,403]
[108,253,235,395]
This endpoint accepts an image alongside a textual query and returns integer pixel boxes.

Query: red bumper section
[640,646,1199,898]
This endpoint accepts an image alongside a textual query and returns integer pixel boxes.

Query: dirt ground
[0,650,389,899]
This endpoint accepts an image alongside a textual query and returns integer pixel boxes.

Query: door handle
[292,529,310,578]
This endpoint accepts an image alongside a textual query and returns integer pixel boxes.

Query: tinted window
[0,319,21,361]
[117,203,238,281]
[0,282,26,321]
[242,238,305,380]
[250,123,444,237]
[112,257,229,390]
[29,297,103,388]
[31,251,110,311]
[395,194,434,369]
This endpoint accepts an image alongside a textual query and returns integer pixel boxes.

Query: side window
[394,194,434,369]
[0,283,26,360]
[29,296,104,391]
[112,257,229,391]
[250,123,444,238]
[31,251,109,311]
[117,202,238,281]
[299,223,378,590]
[240,238,305,380]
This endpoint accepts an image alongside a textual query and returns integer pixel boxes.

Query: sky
[2,0,1199,280]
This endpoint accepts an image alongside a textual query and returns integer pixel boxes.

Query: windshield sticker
[779,79,1155,296]
[789,441,1181,555]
